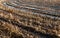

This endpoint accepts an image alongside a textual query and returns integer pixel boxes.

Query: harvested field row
[0,0,60,38]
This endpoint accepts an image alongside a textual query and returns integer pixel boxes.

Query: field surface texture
[0,0,60,38]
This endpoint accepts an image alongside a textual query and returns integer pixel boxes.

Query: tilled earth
[0,0,60,38]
